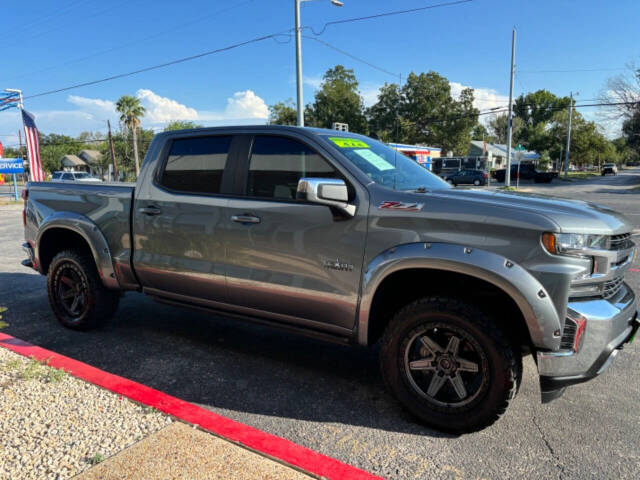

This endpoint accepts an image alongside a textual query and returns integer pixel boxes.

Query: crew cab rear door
[224,132,368,333]
[132,133,240,303]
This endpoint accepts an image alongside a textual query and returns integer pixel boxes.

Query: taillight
[483,173,488,178]
[22,188,28,226]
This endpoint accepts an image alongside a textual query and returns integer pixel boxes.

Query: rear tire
[380,297,521,433]
[47,249,120,330]
[473,179,481,186]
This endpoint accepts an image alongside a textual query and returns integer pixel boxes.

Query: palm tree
[115,95,146,176]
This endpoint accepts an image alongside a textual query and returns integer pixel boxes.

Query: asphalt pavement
[1,171,639,479]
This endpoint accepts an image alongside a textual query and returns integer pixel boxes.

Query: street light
[295,0,343,127]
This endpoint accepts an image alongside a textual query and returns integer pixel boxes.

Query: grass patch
[498,186,516,191]
[143,406,157,415]
[0,306,8,329]
[89,453,105,465]
[1,355,66,382]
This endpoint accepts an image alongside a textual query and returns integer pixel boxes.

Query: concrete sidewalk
[78,422,313,480]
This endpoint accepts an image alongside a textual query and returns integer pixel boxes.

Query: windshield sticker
[353,148,394,171]
[379,201,424,211]
[329,137,369,149]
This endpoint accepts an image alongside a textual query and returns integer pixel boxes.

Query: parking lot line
[0,333,383,480]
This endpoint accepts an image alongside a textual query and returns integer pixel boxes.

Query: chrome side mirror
[297,178,356,217]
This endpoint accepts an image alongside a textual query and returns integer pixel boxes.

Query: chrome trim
[296,177,356,217]
[537,285,636,378]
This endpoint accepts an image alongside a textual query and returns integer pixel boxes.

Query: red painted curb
[0,333,383,480]
[629,268,640,272]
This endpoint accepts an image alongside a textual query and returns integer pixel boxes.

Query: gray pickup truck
[21,126,638,433]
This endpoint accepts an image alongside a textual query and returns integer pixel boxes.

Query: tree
[164,120,203,131]
[367,82,402,142]
[514,90,570,127]
[487,114,524,145]
[306,65,368,133]
[367,71,479,154]
[115,95,146,176]
[268,100,297,125]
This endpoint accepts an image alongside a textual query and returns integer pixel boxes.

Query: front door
[225,134,367,332]
[132,134,235,303]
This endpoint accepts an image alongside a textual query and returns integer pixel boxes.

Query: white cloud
[449,81,509,113]
[223,90,268,119]
[360,83,382,108]
[303,76,323,89]
[135,89,198,123]
[67,95,116,116]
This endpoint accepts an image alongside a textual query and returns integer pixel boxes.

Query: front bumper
[537,283,638,402]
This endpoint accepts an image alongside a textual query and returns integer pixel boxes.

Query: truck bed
[25,181,136,286]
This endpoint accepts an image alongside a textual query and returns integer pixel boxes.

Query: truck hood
[429,188,633,235]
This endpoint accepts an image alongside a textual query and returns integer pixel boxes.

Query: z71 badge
[379,201,424,211]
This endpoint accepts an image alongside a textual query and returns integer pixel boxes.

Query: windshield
[321,135,450,191]
[73,172,90,179]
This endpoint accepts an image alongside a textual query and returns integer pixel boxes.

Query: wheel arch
[36,212,120,289]
[358,243,562,350]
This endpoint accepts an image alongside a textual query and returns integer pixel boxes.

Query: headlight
[542,232,608,256]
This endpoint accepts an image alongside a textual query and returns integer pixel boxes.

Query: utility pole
[107,120,118,181]
[564,92,574,179]
[293,0,343,127]
[505,27,516,187]
[294,0,304,127]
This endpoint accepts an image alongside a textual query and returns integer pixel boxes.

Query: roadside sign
[0,158,25,174]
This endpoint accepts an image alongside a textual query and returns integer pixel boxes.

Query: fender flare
[357,242,562,350]
[36,212,120,290]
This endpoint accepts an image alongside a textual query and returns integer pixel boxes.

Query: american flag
[22,109,45,182]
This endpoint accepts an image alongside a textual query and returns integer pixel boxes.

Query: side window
[62,173,73,180]
[247,136,337,200]
[160,136,232,194]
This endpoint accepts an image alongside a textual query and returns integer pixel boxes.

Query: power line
[23,32,291,101]
[304,0,474,35]
[303,36,400,79]
[17,0,473,101]
[4,0,258,82]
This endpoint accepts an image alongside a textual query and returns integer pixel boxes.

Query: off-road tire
[380,297,521,433]
[47,249,120,330]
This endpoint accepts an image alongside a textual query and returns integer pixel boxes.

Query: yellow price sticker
[329,137,369,148]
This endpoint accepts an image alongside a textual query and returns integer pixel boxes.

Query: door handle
[139,206,162,216]
[231,214,261,224]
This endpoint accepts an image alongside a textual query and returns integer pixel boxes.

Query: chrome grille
[560,317,578,350]
[603,276,624,299]
[609,233,633,251]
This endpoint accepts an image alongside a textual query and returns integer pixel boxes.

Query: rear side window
[247,136,337,200]
[160,136,232,194]
[52,172,62,180]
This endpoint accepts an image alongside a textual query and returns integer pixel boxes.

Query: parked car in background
[52,171,102,182]
[445,169,487,186]
[493,164,554,183]
[601,163,618,176]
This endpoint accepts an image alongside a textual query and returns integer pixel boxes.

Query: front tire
[47,249,120,330]
[380,297,521,433]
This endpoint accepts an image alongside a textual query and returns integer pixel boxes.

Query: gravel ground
[0,347,172,480]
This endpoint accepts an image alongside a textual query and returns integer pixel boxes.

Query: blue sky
[1,0,638,145]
